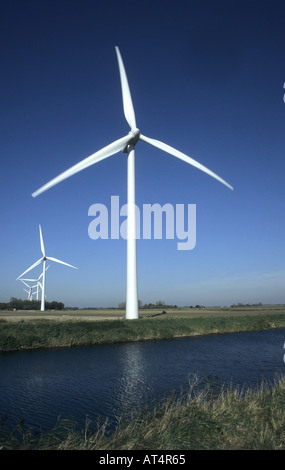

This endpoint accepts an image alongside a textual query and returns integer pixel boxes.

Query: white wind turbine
[20,265,50,301]
[22,286,32,300]
[21,279,40,301]
[20,279,37,300]
[31,47,233,320]
[17,225,77,311]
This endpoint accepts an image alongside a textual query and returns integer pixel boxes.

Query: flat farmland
[0,305,284,322]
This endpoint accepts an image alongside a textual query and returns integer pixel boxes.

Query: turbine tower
[17,225,77,311]
[31,47,233,319]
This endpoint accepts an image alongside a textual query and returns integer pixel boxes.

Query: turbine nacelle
[123,128,141,152]
[129,128,140,143]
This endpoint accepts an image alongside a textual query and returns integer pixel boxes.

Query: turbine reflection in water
[115,343,152,419]
[1,329,284,433]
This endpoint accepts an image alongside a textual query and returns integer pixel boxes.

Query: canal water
[0,328,284,431]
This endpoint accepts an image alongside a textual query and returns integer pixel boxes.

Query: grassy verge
[1,375,285,450]
[1,313,285,352]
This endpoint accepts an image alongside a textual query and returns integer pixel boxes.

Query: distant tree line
[231,302,263,307]
[0,298,64,311]
[118,300,178,309]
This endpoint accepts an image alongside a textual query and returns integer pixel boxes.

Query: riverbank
[1,374,285,450]
[1,307,285,351]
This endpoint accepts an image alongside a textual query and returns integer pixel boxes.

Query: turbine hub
[123,128,140,153]
[129,128,140,144]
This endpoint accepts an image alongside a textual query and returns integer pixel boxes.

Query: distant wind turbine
[22,287,33,300]
[32,47,233,319]
[20,279,37,301]
[20,265,49,301]
[17,226,77,311]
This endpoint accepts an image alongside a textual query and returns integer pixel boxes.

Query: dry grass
[3,375,285,450]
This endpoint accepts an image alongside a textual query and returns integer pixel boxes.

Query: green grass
[1,313,285,351]
[2,374,285,450]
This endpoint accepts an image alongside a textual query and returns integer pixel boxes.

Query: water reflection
[115,343,150,418]
[0,328,284,431]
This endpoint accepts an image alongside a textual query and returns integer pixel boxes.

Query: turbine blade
[115,46,136,129]
[39,225,46,256]
[140,134,233,190]
[38,265,49,280]
[46,256,77,269]
[32,134,132,197]
[17,258,43,279]
[20,280,31,287]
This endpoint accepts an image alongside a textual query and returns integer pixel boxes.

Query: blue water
[0,328,284,431]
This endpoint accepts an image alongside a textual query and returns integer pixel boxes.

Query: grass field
[0,305,285,352]
[1,304,285,322]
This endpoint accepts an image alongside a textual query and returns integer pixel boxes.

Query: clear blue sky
[1,0,285,307]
